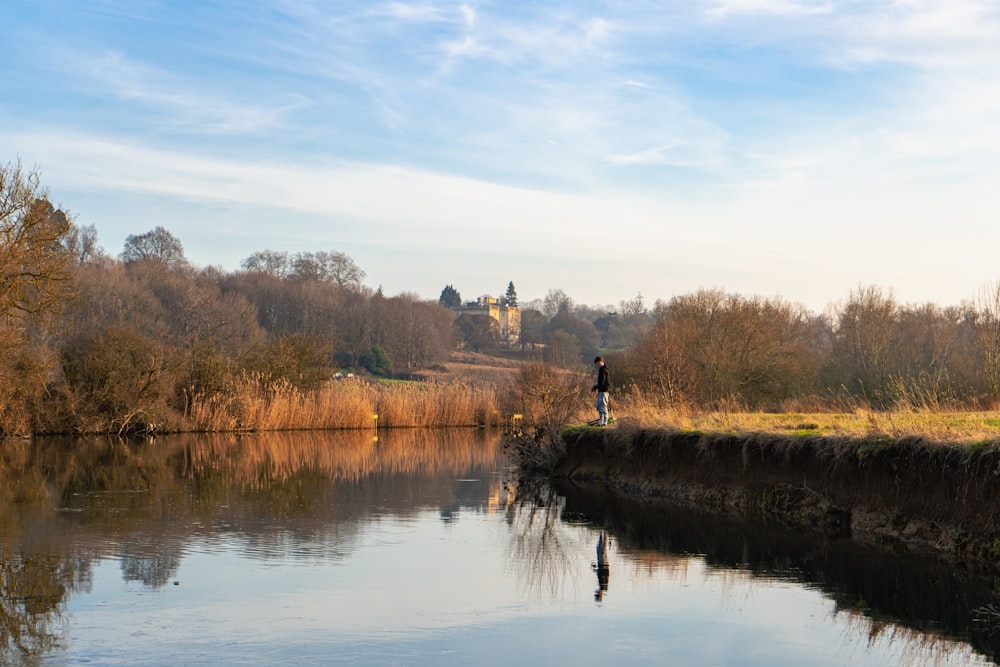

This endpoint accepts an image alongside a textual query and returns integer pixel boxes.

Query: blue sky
[3,1,1000,312]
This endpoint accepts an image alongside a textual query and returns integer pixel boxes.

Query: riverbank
[548,427,1000,566]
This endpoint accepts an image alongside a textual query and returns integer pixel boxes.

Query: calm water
[1,430,997,666]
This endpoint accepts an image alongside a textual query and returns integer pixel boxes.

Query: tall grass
[185,374,503,431]
[184,362,1000,440]
[605,384,1000,445]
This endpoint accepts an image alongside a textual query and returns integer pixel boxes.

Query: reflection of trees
[1,554,62,661]
[120,542,182,588]
[557,480,1000,664]
[0,429,509,660]
[1,551,93,664]
[505,479,579,599]
[1,428,507,578]
[178,428,504,487]
[2,437,99,662]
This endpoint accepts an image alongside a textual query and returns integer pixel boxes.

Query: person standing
[591,356,611,426]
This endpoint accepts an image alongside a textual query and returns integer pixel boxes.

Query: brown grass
[185,374,504,431]
[607,385,1000,445]
[179,356,1000,443]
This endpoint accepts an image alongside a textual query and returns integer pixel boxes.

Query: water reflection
[1,429,508,663]
[555,480,1000,665]
[593,530,610,602]
[1,431,998,665]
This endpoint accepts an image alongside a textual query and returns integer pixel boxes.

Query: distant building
[457,295,521,347]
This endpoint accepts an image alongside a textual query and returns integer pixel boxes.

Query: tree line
[4,159,1000,435]
[619,285,1000,411]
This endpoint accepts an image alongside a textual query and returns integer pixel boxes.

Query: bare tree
[381,294,452,369]
[619,292,646,318]
[975,280,1000,400]
[541,288,573,318]
[654,288,818,406]
[0,160,74,345]
[120,226,187,267]
[626,317,694,406]
[241,249,291,277]
[290,250,365,290]
[63,222,105,264]
[829,285,898,402]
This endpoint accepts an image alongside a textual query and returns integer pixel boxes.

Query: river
[0,429,995,666]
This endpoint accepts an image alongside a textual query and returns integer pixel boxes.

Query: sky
[3,1,1000,313]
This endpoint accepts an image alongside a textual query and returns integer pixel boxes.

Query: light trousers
[596,392,609,425]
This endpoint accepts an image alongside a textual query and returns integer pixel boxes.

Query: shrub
[361,345,392,377]
[60,324,175,433]
[513,362,586,431]
[239,334,330,389]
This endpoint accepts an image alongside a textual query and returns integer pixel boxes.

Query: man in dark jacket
[591,356,610,426]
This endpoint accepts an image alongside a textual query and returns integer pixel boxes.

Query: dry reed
[185,374,503,431]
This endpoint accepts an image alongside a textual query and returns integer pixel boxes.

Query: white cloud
[460,4,476,28]
[838,2,1000,68]
[8,131,668,238]
[608,144,680,166]
[707,0,834,18]
[704,0,1000,70]
[77,50,298,134]
[584,17,611,44]
[376,2,450,22]
[439,6,619,68]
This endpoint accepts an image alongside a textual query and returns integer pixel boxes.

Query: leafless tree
[0,160,74,353]
[120,226,187,267]
[974,280,1000,400]
[241,249,291,277]
[63,222,105,264]
[290,250,365,290]
[651,288,819,406]
[828,285,899,402]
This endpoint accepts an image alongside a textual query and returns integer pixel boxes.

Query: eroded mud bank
[553,428,1000,565]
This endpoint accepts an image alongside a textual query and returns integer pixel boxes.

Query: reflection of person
[591,356,611,426]
[594,530,610,601]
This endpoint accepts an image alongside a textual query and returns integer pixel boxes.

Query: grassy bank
[601,385,1000,444]
[542,425,1000,567]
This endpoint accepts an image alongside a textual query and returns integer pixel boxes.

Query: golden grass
[185,374,504,431]
[184,358,1000,443]
[608,386,1000,445]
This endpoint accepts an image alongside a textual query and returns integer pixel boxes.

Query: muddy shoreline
[550,428,1000,567]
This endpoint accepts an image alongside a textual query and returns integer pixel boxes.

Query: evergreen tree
[439,284,462,308]
[504,281,518,307]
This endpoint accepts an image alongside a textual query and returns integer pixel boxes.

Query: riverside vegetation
[506,369,1000,569]
[9,160,1000,577]
[7,158,1000,440]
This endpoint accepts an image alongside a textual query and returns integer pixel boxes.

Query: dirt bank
[552,428,1000,566]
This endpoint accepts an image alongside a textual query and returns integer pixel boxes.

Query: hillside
[412,351,528,386]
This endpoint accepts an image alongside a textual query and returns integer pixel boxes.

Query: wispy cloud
[440,5,618,67]
[374,2,451,22]
[607,145,680,166]
[75,49,300,134]
[837,2,1000,68]
[704,0,1000,70]
[707,0,834,18]
[6,0,1000,307]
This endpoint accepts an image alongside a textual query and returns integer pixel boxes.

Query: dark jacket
[593,364,610,393]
